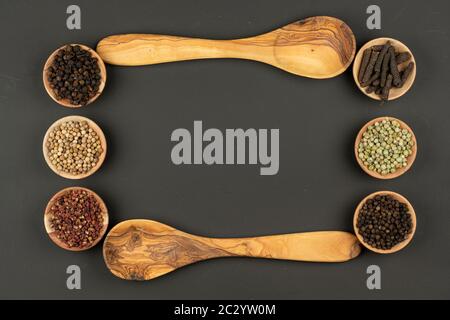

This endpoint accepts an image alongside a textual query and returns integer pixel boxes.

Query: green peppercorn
[358,119,414,176]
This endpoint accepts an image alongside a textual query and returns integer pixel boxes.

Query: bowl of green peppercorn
[355,116,417,179]
[353,191,416,254]
[43,44,107,108]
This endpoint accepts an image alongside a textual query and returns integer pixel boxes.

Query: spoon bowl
[271,16,356,78]
[353,191,416,254]
[42,115,107,179]
[103,219,361,280]
[44,187,109,251]
[355,116,417,179]
[97,16,355,78]
[353,37,416,100]
[43,44,107,108]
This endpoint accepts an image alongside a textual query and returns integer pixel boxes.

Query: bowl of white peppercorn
[354,117,417,179]
[43,115,107,179]
[43,44,107,108]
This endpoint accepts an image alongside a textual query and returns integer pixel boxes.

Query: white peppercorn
[46,120,103,175]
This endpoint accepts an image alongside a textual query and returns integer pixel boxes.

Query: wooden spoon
[353,191,416,254]
[103,219,361,280]
[96,16,355,79]
[354,116,417,179]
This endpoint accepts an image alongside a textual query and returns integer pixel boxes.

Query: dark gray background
[0,0,449,299]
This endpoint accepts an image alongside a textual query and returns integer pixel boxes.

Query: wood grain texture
[96,16,355,78]
[103,220,361,280]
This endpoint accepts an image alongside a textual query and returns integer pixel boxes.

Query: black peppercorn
[356,195,413,250]
[47,45,102,106]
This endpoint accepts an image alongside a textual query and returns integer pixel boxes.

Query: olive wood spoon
[96,16,355,79]
[103,219,361,280]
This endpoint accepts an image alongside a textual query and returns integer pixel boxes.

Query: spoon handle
[206,231,361,262]
[96,34,275,66]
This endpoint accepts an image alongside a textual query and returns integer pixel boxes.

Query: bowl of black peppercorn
[353,191,416,254]
[43,44,107,108]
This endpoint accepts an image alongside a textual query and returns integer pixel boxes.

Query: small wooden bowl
[352,37,416,101]
[355,116,417,179]
[43,115,107,179]
[353,191,416,254]
[44,187,109,251]
[43,44,107,108]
